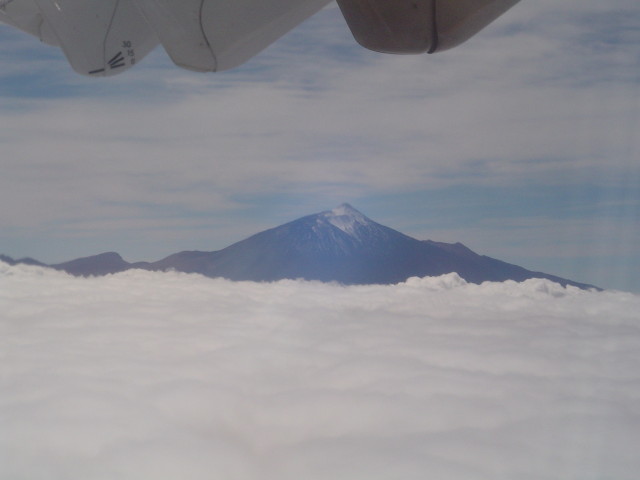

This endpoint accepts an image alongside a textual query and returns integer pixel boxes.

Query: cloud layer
[2,262,639,479]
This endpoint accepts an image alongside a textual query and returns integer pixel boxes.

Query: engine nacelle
[336,0,520,54]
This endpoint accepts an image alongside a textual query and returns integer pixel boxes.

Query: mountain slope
[0,254,47,267]
[147,204,596,289]
[51,252,150,276]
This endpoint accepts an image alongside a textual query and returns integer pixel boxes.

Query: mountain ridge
[1,204,598,290]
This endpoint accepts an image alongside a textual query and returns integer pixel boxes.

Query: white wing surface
[0,0,58,45]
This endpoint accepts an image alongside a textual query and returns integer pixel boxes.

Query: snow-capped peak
[320,203,372,238]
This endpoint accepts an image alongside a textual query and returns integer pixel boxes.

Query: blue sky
[1,0,638,292]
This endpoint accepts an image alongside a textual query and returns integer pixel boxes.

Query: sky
[2,262,640,479]
[1,0,639,292]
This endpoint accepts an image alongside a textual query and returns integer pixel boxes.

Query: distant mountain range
[1,204,597,289]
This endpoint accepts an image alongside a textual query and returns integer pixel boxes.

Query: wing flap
[131,0,217,72]
[31,0,157,76]
[133,0,331,72]
[200,0,332,71]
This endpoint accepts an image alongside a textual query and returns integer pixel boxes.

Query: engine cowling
[336,0,520,54]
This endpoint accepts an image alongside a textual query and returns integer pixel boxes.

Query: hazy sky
[2,263,639,479]
[1,0,638,292]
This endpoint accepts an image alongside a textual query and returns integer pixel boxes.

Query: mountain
[51,252,150,276]
[1,204,597,289]
[147,203,596,289]
[0,254,47,267]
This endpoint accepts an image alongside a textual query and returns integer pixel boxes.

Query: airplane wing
[0,0,520,77]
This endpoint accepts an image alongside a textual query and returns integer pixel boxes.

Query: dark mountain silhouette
[1,204,597,289]
[51,252,150,277]
[144,204,595,289]
[0,254,47,267]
